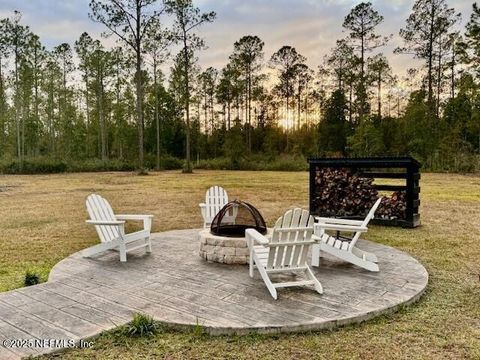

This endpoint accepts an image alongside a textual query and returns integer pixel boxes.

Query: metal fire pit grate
[210,200,267,237]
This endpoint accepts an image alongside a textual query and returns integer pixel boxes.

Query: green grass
[123,313,160,337]
[0,171,479,359]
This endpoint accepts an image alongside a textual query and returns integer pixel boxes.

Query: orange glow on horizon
[278,117,294,129]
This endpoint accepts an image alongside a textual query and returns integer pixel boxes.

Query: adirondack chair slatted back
[349,197,383,249]
[86,194,120,243]
[267,208,314,270]
[206,186,228,221]
[362,197,382,228]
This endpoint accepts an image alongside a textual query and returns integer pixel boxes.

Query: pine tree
[397,0,460,111]
[460,3,480,81]
[89,0,164,172]
[144,18,170,170]
[216,64,238,130]
[229,35,264,151]
[367,54,393,117]
[0,19,10,156]
[343,2,388,119]
[75,32,96,157]
[165,0,215,173]
[4,11,30,164]
[270,46,306,147]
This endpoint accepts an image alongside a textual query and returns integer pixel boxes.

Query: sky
[0,0,474,79]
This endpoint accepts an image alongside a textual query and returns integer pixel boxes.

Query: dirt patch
[0,184,18,193]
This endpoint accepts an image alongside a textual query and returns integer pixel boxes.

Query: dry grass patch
[0,171,479,359]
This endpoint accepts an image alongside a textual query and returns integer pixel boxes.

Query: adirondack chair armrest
[312,234,322,242]
[116,214,153,232]
[86,220,125,226]
[245,228,269,249]
[116,214,153,220]
[199,203,207,219]
[314,223,368,232]
[315,217,364,226]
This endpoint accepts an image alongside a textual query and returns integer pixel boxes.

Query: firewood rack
[308,157,421,228]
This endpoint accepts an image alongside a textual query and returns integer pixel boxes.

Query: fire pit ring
[199,200,269,264]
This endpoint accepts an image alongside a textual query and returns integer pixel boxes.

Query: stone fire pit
[198,229,250,264]
[200,200,271,264]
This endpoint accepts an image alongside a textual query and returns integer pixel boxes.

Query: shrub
[124,313,159,337]
[0,158,67,174]
[144,154,184,171]
[0,156,184,174]
[24,271,41,286]
[194,155,307,172]
[262,155,307,171]
[67,159,136,172]
[195,157,231,170]
[159,155,183,170]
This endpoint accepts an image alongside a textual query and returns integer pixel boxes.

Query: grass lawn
[0,170,479,359]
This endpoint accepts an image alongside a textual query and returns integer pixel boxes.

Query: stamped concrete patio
[0,229,428,359]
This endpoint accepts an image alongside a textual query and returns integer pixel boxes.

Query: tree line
[0,0,480,173]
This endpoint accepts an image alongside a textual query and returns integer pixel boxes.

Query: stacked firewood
[377,191,406,219]
[312,167,378,217]
[312,167,406,219]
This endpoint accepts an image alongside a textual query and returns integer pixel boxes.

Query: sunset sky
[0,0,474,79]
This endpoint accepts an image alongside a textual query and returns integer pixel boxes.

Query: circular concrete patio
[48,228,428,335]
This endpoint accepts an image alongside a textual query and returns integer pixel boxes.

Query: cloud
[196,0,472,78]
[0,0,474,79]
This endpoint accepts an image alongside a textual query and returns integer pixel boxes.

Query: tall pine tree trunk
[247,66,252,152]
[436,37,442,118]
[0,56,4,154]
[359,21,366,119]
[297,84,301,130]
[14,39,22,166]
[377,72,382,118]
[154,59,160,170]
[227,100,231,130]
[204,91,208,135]
[135,47,144,171]
[285,78,289,149]
[349,84,353,123]
[450,46,455,99]
[99,68,107,161]
[427,3,436,110]
[135,3,145,172]
[85,69,91,157]
[212,95,216,157]
[183,35,192,173]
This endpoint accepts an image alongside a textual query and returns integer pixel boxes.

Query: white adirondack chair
[311,197,382,272]
[246,208,323,300]
[84,194,153,262]
[199,186,229,228]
